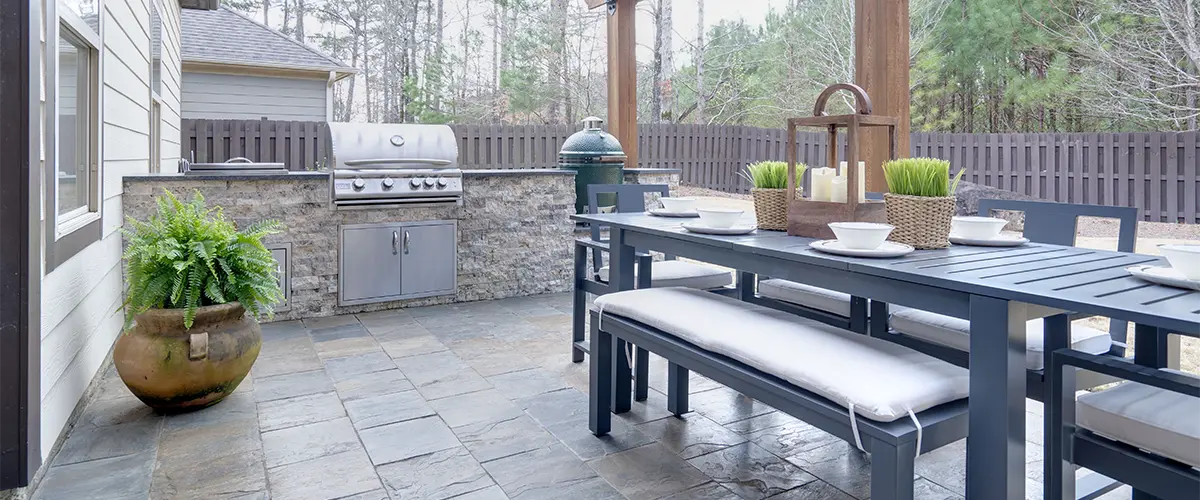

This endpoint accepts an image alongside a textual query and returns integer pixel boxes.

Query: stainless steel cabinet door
[341,226,403,303]
[268,244,291,312]
[399,222,456,296]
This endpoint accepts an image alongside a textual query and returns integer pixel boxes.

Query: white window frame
[149,0,162,173]
[45,0,103,270]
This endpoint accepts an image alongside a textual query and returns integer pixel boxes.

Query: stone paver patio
[31,293,1129,500]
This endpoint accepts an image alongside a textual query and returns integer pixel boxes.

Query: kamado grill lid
[559,117,626,163]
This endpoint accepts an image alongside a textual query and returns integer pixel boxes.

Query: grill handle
[403,231,410,254]
[392,231,399,255]
[343,158,453,167]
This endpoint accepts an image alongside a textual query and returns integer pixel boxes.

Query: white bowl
[659,197,696,213]
[951,216,1008,240]
[828,222,894,250]
[695,208,743,229]
[1159,244,1200,281]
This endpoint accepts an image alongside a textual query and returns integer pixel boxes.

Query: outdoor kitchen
[122,122,679,321]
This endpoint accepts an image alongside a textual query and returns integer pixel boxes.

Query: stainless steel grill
[328,123,462,208]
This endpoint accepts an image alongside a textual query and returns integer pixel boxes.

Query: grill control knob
[381,177,395,189]
[410,178,422,189]
[351,178,366,191]
[436,177,448,188]
[424,177,436,188]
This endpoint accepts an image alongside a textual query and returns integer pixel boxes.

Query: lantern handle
[813,83,873,117]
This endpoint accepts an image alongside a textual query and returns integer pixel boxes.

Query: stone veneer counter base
[122,170,580,321]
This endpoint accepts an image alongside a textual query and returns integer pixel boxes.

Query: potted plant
[740,161,805,231]
[116,190,283,413]
[882,158,965,249]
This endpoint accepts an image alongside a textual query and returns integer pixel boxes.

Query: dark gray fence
[181,119,1200,222]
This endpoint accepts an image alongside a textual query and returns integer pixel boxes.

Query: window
[149,1,162,172]
[46,0,102,269]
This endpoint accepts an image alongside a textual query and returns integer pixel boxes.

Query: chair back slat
[976,199,1140,346]
[585,184,672,273]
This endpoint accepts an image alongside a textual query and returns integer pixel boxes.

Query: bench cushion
[889,309,1112,371]
[758,279,853,317]
[1076,370,1200,468]
[593,287,969,422]
[598,261,733,290]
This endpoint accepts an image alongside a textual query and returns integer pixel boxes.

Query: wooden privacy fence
[183,119,330,171]
[181,119,1200,222]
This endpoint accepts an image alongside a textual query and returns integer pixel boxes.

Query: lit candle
[810,168,834,202]
[831,176,848,203]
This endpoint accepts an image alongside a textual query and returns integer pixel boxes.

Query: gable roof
[181,6,355,77]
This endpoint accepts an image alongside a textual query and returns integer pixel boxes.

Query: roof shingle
[181,6,354,74]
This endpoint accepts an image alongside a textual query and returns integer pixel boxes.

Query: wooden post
[606,0,638,169]
[855,0,910,193]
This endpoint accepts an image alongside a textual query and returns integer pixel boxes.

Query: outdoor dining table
[571,211,1200,500]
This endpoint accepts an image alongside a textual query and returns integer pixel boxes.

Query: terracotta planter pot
[884,193,956,249]
[114,302,261,414]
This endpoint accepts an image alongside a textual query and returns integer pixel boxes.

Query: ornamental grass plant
[739,161,805,189]
[122,189,284,329]
[882,157,965,198]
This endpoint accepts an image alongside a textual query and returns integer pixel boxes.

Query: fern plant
[122,190,284,330]
[882,158,966,197]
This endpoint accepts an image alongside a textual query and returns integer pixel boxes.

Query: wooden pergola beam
[855,0,910,193]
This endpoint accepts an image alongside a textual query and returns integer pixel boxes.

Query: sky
[632,0,787,64]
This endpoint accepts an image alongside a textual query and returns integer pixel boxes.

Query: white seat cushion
[1077,370,1200,468]
[593,287,969,422]
[758,279,853,317]
[597,260,733,290]
[889,309,1112,371]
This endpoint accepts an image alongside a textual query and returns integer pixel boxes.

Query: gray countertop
[123,169,577,182]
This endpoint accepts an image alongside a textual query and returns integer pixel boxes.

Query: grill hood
[329,122,459,170]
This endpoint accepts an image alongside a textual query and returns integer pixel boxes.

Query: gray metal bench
[588,287,971,500]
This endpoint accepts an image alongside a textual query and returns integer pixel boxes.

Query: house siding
[38,0,182,459]
[181,71,328,121]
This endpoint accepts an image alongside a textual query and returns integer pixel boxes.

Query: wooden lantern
[786,83,899,238]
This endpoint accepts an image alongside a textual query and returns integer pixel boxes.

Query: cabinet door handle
[403,231,411,254]
[392,231,399,255]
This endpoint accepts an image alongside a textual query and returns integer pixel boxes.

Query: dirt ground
[673,185,1200,375]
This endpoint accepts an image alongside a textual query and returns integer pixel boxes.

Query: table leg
[967,295,1028,500]
[869,300,889,337]
[572,244,587,363]
[737,271,755,301]
[634,254,653,402]
[589,314,611,436]
[1043,314,1075,500]
[1132,324,1166,500]
[607,228,636,414]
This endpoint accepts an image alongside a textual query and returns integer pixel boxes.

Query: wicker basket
[884,193,956,249]
[752,188,798,231]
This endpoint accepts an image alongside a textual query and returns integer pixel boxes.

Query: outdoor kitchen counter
[122,169,582,320]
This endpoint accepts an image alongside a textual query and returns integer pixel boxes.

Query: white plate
[681,222,757,235]
[949,233,1029,247]
[809,240,914,258]
[1126,265,1200,291]
[648,208,700,218]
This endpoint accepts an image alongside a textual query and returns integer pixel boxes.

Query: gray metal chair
[1046,349,1199,500]
[570,184,735,393]
[873,199,1142,400]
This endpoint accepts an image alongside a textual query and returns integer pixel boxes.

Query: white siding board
[41,266,123,395]
[181,71,328,121]
[104,123,152,161]
[102,195,123,237]
[103,90,150,132]
[103,3,150,69]
[103,159,149,200]
[40,233,123,337]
